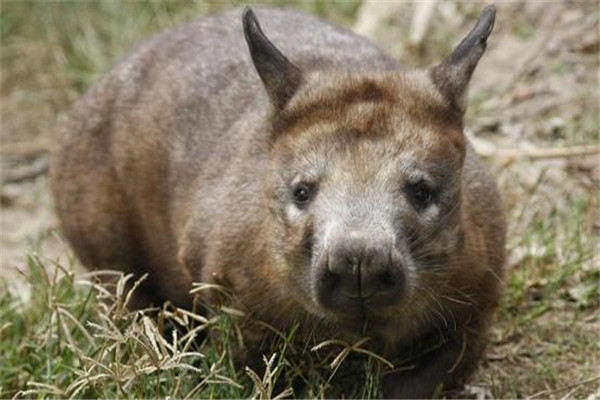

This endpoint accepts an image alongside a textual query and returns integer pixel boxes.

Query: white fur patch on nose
[322,221,338,251]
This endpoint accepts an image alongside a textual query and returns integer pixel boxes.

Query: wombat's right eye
[292,183,313,207]
[407,181,437,210]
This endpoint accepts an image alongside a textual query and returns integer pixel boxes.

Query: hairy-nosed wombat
[51,6,506,398]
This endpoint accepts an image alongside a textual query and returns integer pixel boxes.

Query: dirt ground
[1,1,598,398]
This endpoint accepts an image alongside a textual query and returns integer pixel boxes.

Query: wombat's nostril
[322,266,340,288]
[378,269,394,288]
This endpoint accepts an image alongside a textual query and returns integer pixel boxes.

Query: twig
[502,91,590,119]
[1,158,49,184]
[477,144,600,162]
[527,375,600,399]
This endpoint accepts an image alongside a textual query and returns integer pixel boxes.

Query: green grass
[0,254,393,399]
[505,195,598,319]
[0,1,360,93]
[472,186,600,398]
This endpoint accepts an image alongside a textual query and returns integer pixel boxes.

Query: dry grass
[0,255,396,399]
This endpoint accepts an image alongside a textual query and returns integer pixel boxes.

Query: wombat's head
[243,7,495,332]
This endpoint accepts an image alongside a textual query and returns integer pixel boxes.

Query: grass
[471,186,600,398]
[1,1,599,399]
[0,253,393,399]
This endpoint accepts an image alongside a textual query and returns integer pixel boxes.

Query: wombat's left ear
[430,5,496,114]
[243,7,304,109]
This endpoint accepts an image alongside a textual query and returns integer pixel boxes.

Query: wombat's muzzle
[315,230,405,314]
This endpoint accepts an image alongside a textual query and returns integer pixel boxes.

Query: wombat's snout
[316,231,405,314]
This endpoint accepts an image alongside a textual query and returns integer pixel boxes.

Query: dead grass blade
[528,375,600,399]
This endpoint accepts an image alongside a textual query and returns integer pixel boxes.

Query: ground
[1,1,598,398]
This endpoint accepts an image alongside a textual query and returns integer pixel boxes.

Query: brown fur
[51,6,505,398]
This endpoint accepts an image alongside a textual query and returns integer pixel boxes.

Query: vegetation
[0,255,390,399]
[1,1,598,398]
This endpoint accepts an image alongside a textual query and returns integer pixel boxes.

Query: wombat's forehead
[272,72,464,180]
[275,121,453,186]
[278,71,460,139]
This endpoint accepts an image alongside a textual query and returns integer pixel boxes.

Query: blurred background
[1,1,598,398]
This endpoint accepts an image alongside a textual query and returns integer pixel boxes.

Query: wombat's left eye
[292,183,312,207]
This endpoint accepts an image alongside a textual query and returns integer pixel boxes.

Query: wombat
[51,5,506,398]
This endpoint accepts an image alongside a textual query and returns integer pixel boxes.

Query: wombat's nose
[317,232,404,312]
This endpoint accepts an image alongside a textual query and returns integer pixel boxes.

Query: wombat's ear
[243,7,303,109]
[430,5,495,114]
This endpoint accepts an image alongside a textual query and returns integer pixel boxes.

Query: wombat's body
[51,7,506,398]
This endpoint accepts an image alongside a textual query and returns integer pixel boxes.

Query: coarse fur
[51,6,506,398]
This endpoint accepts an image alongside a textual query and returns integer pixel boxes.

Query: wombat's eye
[408,181,436,209]
[292,183,313,207]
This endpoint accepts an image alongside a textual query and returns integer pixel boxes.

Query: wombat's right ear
[243,7,304,109]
